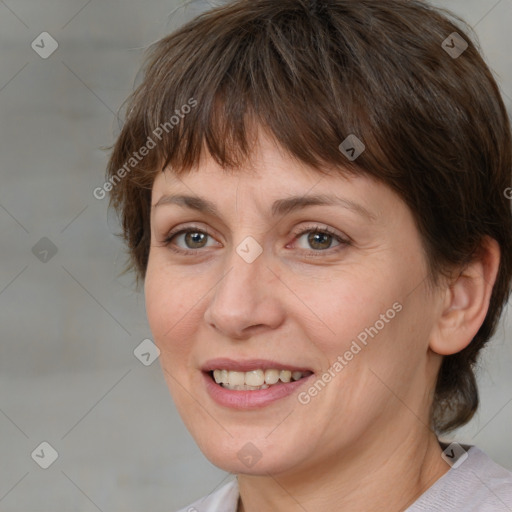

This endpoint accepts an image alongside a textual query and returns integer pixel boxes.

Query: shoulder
[174,479,239,512]
[407,445,512,512]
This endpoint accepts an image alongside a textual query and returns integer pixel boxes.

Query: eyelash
[161,224,350,257]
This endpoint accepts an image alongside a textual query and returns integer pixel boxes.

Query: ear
[429,236,501,356]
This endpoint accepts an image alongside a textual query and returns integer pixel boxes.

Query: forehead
[150,126,405,226]
[152,127,358,193]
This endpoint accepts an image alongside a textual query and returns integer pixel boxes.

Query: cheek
[144,256,202,357]
[297,260,427,376]
[293,267,398,349]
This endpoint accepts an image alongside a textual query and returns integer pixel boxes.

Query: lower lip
[202,372,314,409]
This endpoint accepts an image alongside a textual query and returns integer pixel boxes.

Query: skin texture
[144,128,500,512]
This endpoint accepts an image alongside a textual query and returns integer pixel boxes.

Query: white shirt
[175,445,512,511]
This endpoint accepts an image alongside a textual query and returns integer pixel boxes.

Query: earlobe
[429,236,501,356]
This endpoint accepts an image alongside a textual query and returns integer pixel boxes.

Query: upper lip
[201,358,314,373]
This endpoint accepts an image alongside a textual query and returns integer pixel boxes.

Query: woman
[106,0,512,510]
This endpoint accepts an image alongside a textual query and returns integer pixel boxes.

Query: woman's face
[145,129,443,476]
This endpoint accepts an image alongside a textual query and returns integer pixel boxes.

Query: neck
[237,428,449,512]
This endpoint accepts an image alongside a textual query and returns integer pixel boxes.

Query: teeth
[222,383,270,391]
[245,370,264,387]
[264,369,280,385]
[228,371,245,386]
[279,370,292,383]
[212,368,308,389]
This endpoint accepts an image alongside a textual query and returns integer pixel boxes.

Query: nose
[203,246,285,339]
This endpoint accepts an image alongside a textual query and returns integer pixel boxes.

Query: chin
[190,428,308,476]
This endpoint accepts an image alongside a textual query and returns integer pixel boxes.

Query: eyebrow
[153,193,376,221]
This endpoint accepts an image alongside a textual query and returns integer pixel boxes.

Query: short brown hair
[106,0,512,434]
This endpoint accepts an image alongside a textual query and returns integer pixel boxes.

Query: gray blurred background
[0,0,511,510]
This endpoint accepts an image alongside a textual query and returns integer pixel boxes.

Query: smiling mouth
[208,369,314,391]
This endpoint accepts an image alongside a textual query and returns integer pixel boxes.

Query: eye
[160,224,350,256]
[175,230,210,249]
[292,225,349,252]
[162,226,219,253]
